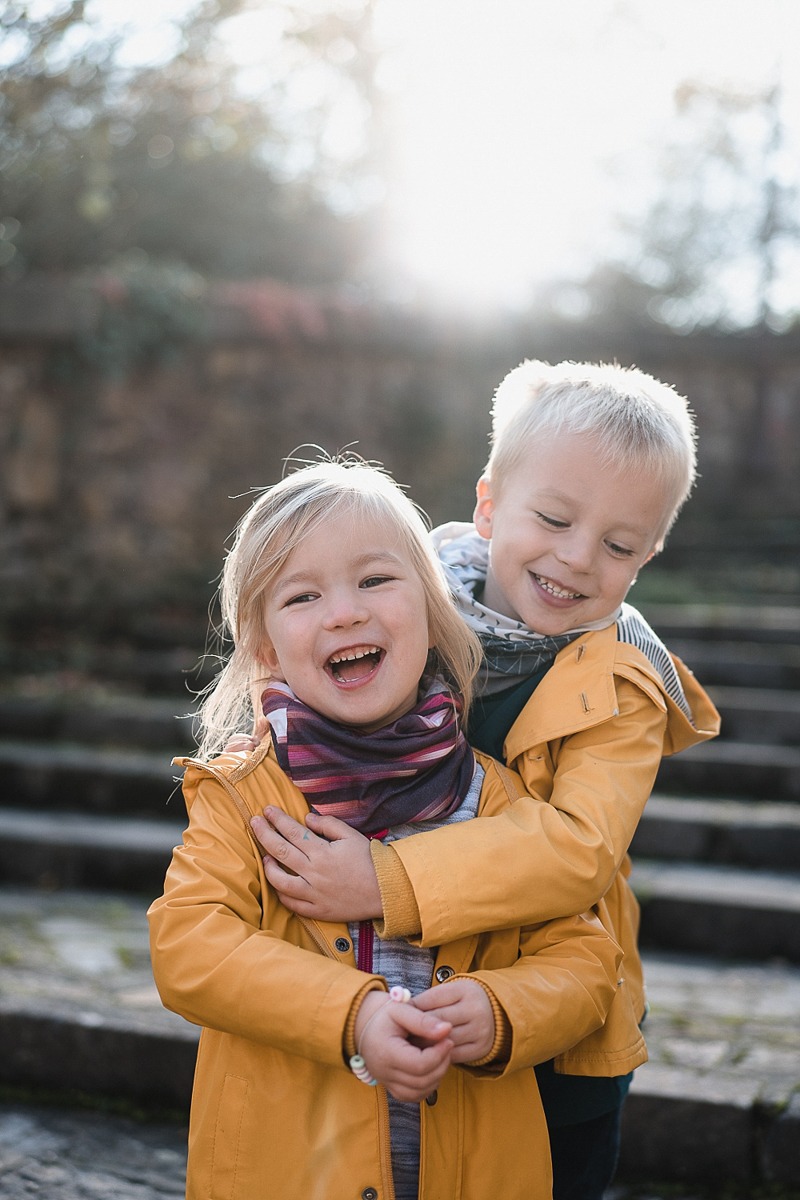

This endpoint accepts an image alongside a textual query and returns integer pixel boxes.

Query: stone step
[706,683,800,746]
[666,638,800,689]
[0,886,796,1190]
[0,808,183,895]
[3,682,798,752]
[631,858,800,962]
[655,737,800,801]
[1,808,799,965]
[3,735,798,831]
[639,602,800,646]
[0,740,179,817]
[3,789,799,888]
[632,794,800,872]
[0,693,195,752]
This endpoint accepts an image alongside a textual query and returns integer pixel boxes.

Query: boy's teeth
[536,575,581,599]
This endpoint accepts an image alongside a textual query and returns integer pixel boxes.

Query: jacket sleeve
[147,775,385,1069]
[460,911,623,1078]
[385,677,668,946]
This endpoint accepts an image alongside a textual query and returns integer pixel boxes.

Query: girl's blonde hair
[487,360,698,548]
[195,455,481,760]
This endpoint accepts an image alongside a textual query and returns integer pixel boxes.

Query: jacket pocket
[210,1074,249,1200]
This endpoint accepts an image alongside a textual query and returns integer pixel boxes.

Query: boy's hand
[251,807,383,921]
[411,979,495,1064]
[355,992,454,1102]
[223,715,268,754]
[224,734,260,753]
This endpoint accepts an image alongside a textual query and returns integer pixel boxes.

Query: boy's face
[474,430,670,636]
[260,510,432,731]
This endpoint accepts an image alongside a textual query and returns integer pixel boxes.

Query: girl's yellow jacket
[148,745,622,1200]
[379,625,721,1077]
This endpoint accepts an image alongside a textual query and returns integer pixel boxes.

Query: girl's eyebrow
[271,549,405,598]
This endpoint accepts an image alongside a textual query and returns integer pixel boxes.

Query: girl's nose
[322,590,369,629]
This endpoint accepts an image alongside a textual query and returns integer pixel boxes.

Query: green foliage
[77,258,209,378]
[0,0,382,285]
[566,81,800,332]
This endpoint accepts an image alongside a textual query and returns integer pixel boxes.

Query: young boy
[253,360,721,1200]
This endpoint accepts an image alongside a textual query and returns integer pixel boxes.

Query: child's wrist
[350,986,412,1086]
[344,982,386,1060]
[462,976,511,1067]
[370,841,421,940]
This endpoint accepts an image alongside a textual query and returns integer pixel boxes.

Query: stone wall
[2,277,799,653]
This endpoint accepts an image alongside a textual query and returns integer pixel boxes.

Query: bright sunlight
[85,0,800,314]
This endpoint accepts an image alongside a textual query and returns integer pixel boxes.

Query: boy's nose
[555,532,594,574]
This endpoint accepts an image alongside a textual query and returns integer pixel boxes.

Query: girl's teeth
[329,647,379,665]
[329,647,381,683]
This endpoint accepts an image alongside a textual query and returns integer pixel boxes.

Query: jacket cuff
[460,977,512,1070]
[370,840,422,941]
[343,980,388,1062]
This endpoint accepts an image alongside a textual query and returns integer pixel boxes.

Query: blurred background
[2,0,799,672]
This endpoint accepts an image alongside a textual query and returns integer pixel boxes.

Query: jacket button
[334,937,351,953]
[425,1090,438,1106]
[435,965,455,983]
[361,1189,378,1200]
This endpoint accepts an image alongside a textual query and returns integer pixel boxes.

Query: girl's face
[260,510,432,731]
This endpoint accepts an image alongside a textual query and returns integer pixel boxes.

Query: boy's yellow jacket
[148,745,622,1200]
[377,624,721,1077]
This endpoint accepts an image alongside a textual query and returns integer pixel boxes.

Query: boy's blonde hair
[486,360,697,546]
[196,455,481,760]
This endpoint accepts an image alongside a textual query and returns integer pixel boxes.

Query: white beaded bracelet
[349,986,412,1085]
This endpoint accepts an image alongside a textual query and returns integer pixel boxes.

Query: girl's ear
[473,475,495,540]
[258,641,281,675]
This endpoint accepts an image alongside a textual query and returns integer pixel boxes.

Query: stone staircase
[0,604,798,1192]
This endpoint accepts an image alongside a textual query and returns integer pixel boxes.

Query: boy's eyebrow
[536,489,660,537]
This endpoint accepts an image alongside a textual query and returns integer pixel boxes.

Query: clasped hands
[250,805,495,1101]
[351,980,493,1102]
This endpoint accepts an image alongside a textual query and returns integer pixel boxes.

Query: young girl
[147,456,621,1200]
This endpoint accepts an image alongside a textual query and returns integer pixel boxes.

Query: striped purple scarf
[261,679,476,836]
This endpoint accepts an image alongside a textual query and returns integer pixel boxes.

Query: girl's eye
[284,592,317,605]
[361,575,392,589]
[536,512,569,529]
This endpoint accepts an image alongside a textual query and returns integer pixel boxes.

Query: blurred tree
[541,80,800,332]
[0,0,383,283]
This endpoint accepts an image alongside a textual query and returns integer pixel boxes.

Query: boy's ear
[473,475,495,540]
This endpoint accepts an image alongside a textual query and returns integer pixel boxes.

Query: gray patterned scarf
[432,523,617,694]
[433,523,694,717]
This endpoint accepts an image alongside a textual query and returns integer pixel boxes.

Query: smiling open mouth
[533,574,584,600]
[328,647,383,683]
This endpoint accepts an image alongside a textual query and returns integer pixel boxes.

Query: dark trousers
[547,1104,623,1200]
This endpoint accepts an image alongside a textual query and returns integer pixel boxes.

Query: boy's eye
[606,541,635,558]
[536,512,569,529]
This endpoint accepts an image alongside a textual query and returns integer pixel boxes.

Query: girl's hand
[251,807,383,921]
[354,992,454,1102]
[411,979,495,1064]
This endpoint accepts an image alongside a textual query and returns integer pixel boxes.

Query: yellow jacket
[148,743,622,1200]
[376,624,721,1077]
